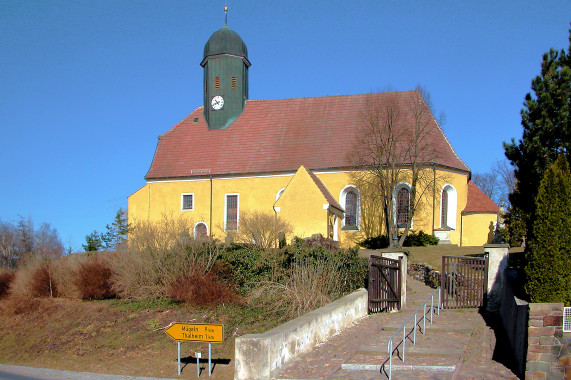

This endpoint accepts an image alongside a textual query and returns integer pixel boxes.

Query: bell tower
[201,7,250,130]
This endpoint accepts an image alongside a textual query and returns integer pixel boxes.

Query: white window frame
[340,185,360,230]
[181,193,194,211]
[393,182,413,229]
[440,184,457,229]
[224,193,239,232]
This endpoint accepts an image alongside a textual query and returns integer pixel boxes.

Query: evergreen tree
[101,208,129,250]
[504,29,571,230]
[524,155,571,304]
[83,231,103,252]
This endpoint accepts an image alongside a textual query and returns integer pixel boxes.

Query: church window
[181,193,194,211]
[215,77,220,89]
[441,190,448,227]
[225,194,239,231]
[204,81,207,94]
[340,185,360,230]
[397,187,410,228]
[440,185,457,229]
[231,77,237,89]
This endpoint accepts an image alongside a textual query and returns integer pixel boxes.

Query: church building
[128,15,499,247]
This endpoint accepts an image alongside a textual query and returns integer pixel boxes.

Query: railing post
[388,339,393,380]
[438,287,441,314]
[402,323,406,362]
[423,303,427,333]
[414,313,417,343]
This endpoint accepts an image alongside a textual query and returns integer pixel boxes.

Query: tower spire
[224,5,228,25]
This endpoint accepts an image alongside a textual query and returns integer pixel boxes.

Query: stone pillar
[483,243,509,312]
[381,250,407,307]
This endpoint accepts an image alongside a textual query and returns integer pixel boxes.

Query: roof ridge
[245,90,418,103]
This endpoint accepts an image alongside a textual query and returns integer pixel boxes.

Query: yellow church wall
[461,213,497,246]
[128,166,493,248]
[128,175,293,239]
[275,167,330,239]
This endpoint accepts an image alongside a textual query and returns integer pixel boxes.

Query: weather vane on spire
[224,4,228,25]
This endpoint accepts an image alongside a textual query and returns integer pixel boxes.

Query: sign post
[165,323,224,377]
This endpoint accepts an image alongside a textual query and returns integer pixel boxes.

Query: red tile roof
[145,92,469,180]
[462,181,500,214]
[305,167,344,213]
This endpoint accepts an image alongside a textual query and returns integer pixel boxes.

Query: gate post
[381,250,408,308]
[483,243,510,312]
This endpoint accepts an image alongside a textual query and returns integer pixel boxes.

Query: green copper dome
[203,25,248,59]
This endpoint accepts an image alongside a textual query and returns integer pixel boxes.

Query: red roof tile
[305,167,344,212]
[462,181,499,214]
[145,92,469,180]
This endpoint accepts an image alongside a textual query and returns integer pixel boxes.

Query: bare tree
[0,221,18,268]
[473,159,516,207]
[472,172,499,199]
[352,88,445,247]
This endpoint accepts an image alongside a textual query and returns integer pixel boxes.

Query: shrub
[359,234,390,249]
[0,269,15,299]
[217,245,273,294]
[10,257,57,298]
[76,256,116,300]
[359,230,438,249]
[402,231,439,247]
[168,272,242,306]
[233,211,293,249]
[110,215,221,299]
[525,155,571,304]
[30,264,58,298]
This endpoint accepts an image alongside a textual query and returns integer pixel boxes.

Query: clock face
[211,95,224,110]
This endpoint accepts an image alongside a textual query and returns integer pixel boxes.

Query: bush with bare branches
[109,215,221,299]
[0,268,14,299]
[75,255,116,300]
[234,211,293,249]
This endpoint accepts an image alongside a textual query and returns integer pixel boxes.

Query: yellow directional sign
[165,323,224,343]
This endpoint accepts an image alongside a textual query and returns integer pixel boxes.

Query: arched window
[340,185,360,230]
[397,187,410,228]
[441,190,448,227]
[194,222,208,240]
[345,191,358,227]
[440,185,457,229]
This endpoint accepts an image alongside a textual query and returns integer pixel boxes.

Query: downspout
[460,214,463,247]
[209,175,213,238]
[432,163,436,235]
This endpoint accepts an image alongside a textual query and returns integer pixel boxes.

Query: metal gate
[441,255,488,309]
[368,255,401,313]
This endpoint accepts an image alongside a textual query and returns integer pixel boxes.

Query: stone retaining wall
[234,288,368,380]
[407,263,440,288]
[526,303,571,379]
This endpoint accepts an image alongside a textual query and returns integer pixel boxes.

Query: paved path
[275,276,518,379]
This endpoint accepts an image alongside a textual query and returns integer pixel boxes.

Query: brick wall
[526,303,571,379]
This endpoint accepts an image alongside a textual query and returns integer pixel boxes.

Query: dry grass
[251,256,345,320]
[110,215,221,299]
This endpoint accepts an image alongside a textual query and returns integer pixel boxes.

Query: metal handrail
[385,287,441,379]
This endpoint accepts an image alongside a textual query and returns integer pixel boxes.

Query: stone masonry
[526,303,571,379]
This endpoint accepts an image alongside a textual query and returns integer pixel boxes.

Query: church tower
[201,9,250,130]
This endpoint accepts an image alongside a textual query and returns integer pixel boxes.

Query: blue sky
[1,1,570,251]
